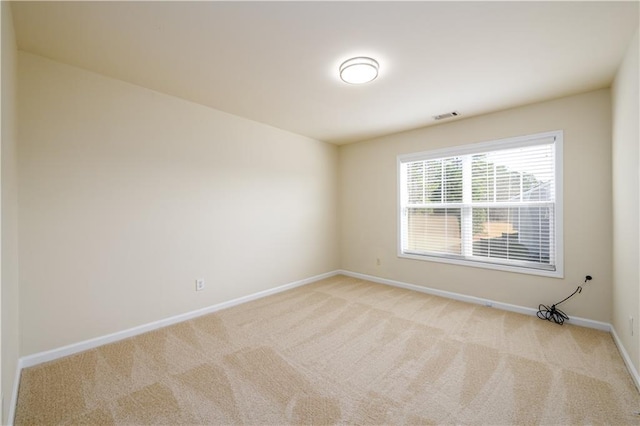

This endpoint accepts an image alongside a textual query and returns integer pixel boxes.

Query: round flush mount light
[339,57,379,84]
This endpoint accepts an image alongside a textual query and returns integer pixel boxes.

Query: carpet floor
[14,275,640,425]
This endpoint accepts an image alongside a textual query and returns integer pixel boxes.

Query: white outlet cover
[196,279,205,291]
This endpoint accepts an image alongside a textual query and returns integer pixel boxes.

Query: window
[398,131,563,277]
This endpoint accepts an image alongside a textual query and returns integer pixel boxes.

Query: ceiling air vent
[433,111,460,120]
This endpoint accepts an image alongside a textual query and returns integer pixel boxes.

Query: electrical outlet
[630,316,634,336]
[376,258,381,266]
[195,279,205,292]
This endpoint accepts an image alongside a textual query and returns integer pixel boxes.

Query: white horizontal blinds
[401,136,557,271]
[470,143,555,267]
[471,144,554,203]
[405,157,463,255]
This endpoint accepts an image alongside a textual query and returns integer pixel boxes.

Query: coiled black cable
[537,276,592,325]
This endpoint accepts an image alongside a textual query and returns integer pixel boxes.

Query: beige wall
[1,2,19,423]
[340,89,613,322]
[612,30,640,370]
[17,52,339,355]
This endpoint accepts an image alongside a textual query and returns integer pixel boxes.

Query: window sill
[398,251,564,278]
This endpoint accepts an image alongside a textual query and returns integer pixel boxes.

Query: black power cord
[537,275,592,325]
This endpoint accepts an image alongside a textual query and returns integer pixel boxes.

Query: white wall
[340,89,612,322]
[17,52,339,356]
[1,2,19,423]
[612,30,640,371]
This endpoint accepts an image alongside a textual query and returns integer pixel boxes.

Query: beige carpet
[15,275,640,425]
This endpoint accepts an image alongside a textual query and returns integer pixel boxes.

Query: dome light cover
[339,57,379,84]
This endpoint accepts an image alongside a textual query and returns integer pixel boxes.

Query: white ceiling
[11,1,639,145]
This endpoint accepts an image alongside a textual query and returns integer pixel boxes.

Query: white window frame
[397,130,563,278]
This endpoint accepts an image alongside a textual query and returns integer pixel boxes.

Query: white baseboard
[338,269,611,332]
[9,270,340,425]
[610,325,640,392]
[7,358,23,426]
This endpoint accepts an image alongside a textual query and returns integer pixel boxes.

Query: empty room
[1,1,639,424]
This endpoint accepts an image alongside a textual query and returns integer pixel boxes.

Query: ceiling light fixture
[339,57,379,84]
